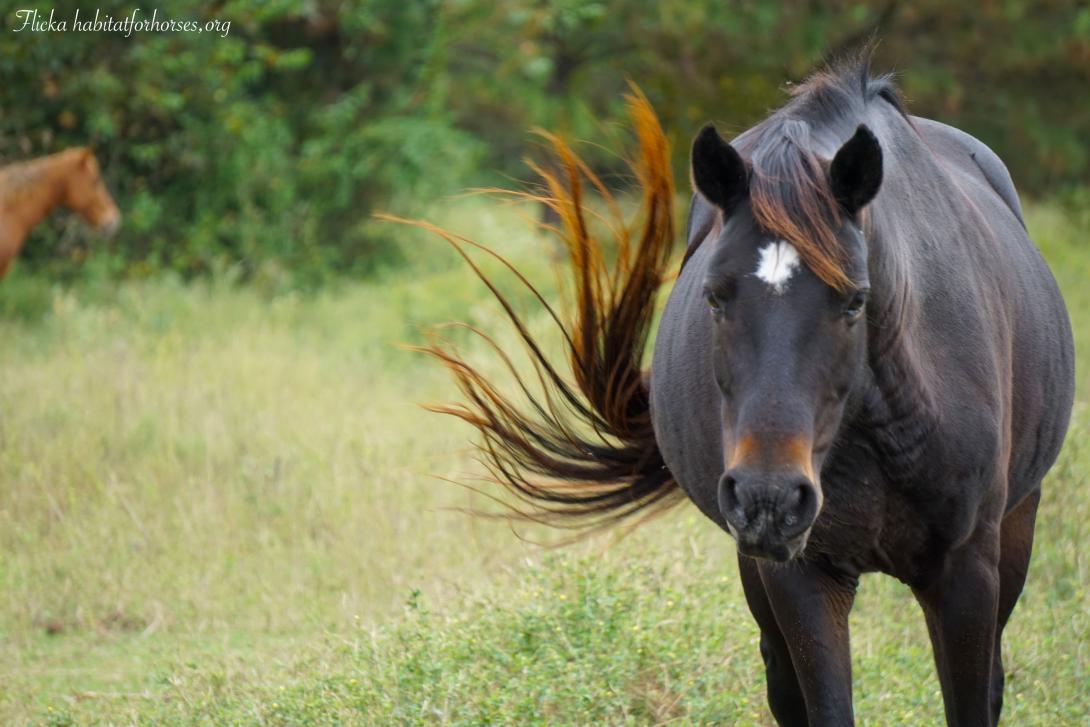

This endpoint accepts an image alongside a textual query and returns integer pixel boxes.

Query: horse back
[910,116,1074,508]
[912,116,1025,228]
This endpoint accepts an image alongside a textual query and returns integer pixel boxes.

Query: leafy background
[1,1,1088,284]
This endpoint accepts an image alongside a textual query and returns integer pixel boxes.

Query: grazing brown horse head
[61,147,122,235]
[0,146,121,278]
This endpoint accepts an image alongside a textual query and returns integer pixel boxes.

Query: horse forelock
[729,53,905,292]
[741,119,851,291]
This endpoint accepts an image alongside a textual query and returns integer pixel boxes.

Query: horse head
[690,122,882,561]
[62,148,121,236]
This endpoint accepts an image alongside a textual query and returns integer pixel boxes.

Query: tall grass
[0,198,1086,724]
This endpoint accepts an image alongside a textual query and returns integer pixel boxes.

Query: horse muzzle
[97,212,122,237]
[717,467,821,562]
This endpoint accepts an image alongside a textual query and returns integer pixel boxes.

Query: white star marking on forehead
[754,241,801,294]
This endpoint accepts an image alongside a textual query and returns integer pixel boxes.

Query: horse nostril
[780,481,818,539]
[717,472,746,528]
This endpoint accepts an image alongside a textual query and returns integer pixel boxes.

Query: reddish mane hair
[741,117,852,290]
[694,52,907,291]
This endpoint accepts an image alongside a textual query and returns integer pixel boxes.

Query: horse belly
[1005,250,1076,507]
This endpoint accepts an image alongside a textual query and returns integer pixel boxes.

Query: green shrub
[0,268,53,323]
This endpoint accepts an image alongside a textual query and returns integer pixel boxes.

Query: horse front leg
[738,554,808,727]
[757,558,858,726]
[913,524,1002,727]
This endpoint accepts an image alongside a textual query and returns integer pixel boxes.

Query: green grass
[0,198,1087,725]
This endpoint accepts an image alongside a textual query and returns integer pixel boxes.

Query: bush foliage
[1,1,1087,282]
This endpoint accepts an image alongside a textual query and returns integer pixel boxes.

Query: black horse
[423,57,1074,726]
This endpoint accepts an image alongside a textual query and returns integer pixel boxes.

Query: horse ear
[830,125,883,216]
[691,124,748,214]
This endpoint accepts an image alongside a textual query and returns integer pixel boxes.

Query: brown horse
[0,147,121,278]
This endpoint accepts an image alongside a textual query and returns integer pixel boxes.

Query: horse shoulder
[0,194,26,260]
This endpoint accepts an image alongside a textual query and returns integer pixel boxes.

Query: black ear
[830,124,883,216]
[691,124,748,214]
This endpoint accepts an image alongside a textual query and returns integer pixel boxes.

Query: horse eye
[844,291,867,320]
[704,279,736,317]
[705,290,722,313]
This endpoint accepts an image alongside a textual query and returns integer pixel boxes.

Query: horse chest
[0,218,20,262]
[809,446,990,583]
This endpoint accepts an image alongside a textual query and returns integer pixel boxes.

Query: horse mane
[0,148,85,204]
[723,51,906,291]
[0,159,45,195]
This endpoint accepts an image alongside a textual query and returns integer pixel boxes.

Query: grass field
[1,199,1087,725]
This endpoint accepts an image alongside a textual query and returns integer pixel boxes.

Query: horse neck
[1,153,72,236]
[856,185,943,480]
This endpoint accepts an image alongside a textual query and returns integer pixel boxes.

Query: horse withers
[0,147,121,278]
[424,57,1074,727]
